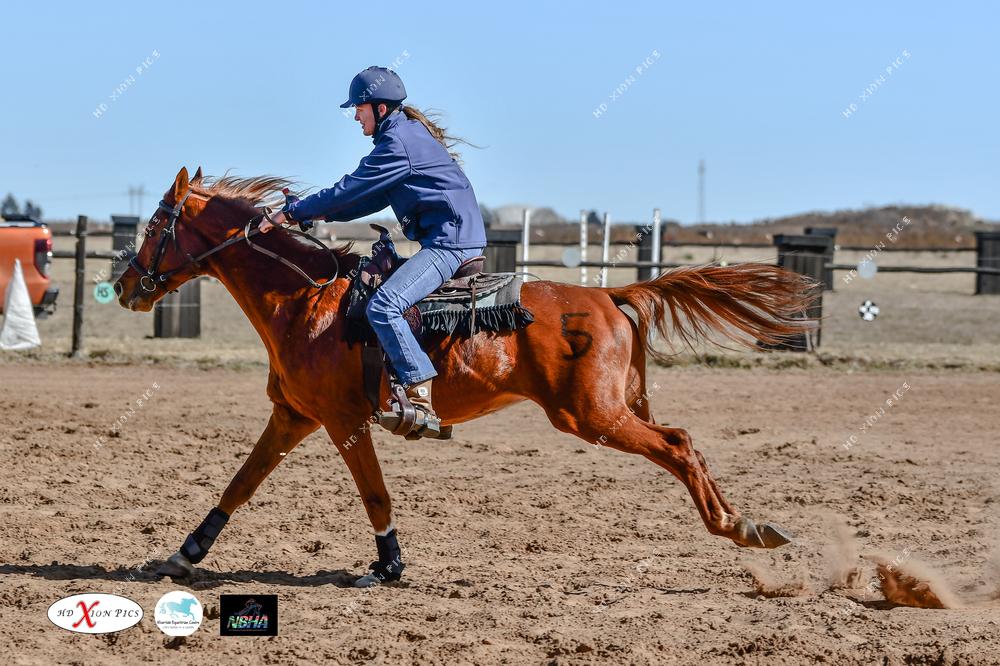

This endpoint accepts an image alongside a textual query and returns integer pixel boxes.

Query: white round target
[857,260,878,279]
[561,247,581,268]
[858,300,880,321]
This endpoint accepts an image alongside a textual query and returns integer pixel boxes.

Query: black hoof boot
[156,507,230,580]
[354,528,405,588]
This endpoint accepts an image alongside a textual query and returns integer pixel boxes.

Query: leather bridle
[128,191,339,292]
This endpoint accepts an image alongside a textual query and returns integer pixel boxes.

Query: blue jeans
[365,245,485,386]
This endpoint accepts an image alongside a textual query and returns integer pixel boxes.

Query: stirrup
[376,383,446,439]
[377,406,444,439]
[404,423,454,441]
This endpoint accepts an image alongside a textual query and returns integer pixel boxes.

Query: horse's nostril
[113,282,123,297]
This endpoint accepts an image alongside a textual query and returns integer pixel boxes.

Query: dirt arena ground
[2,360,999,664]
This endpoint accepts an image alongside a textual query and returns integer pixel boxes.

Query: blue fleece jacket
[286,109,487,249]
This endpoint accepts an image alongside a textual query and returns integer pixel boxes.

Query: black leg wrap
[368,529,404,582]
[180,507,230,565]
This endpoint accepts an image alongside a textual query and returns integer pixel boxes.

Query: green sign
[94,281,115,304]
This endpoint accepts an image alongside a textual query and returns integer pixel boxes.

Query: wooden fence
[50,213,1000,356]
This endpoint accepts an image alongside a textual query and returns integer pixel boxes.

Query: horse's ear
[171,167,189,200]
[192,166,203,183]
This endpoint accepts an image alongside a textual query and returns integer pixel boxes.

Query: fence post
[520,208,531,279]
[635,210,661,282]
[651,208,662,277]
[484,228,521,273]
[767,234,829,351]
[975,231,1000,295]
[70,215,87,358]
[110,215,140,279]
[578,210,588,286]
[600,212,611,287]
[804,226,837,291]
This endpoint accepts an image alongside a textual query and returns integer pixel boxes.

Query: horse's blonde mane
[192,174,300,209]
[190,173,357,260]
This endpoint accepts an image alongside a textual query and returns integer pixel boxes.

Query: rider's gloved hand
[260,188,313,234]
[258,211,288,234]
[283,189,315,233]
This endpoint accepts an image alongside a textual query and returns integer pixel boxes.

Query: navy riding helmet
[340,66,407,124]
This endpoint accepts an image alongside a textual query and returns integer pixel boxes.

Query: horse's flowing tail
[606,263,819,362]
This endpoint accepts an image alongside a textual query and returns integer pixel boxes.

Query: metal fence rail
[40,209,1000,360]
[826,263,1000,275]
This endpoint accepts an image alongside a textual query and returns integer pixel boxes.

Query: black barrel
[153,278,202,338]
[975,231,1000,295]
[804,226,837,291]
[764,234,829,350]
[110,215,139,279]
[635,223,656,282]
[483,229,521,273]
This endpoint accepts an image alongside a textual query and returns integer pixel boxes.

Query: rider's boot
[378,379,452,440]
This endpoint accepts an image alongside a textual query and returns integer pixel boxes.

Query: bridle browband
[128,190,339,292]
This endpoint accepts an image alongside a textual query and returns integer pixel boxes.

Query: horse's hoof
[353,572,383,588]
[732,517,793,549]
[155,552,194,580]
[353,560,404,588]
[353,571,404,588]
[733,516,766,548]
[758,522,794,548]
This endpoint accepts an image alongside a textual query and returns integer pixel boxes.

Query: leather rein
[128,190,339,293]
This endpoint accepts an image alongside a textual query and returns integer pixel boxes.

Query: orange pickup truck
[0,214,59,316]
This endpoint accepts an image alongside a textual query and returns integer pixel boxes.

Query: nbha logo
[220,594,278,636]
[47,594,143,634]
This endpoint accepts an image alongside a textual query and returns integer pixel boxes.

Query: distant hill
[679,205,989,248]
[486,204,997,248]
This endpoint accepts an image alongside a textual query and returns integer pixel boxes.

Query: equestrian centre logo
[220,594,278,636]
[47,593,143,634]
[154,591,203,636]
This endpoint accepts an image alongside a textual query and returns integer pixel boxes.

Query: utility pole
[128,185,146,215]
[697,159,706,224]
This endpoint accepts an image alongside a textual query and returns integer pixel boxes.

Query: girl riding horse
[261,66,486,440]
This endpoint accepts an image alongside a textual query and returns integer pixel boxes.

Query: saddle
[345,224,534,426]
[347,224,515,323]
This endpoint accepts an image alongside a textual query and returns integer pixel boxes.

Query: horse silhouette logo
[159,596,198,621]
[154,591,203,636]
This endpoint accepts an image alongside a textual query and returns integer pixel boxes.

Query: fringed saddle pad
[345,260,534,346]
[415,274,534,338]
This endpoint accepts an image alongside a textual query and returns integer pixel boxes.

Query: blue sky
[1,1,996,224]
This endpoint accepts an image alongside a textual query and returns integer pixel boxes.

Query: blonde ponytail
[400,106,479,163]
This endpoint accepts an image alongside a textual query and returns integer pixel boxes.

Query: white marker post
[521,208,531,280]
[601,212,611,287]
[651,208,662,278]
[579,210,588,286]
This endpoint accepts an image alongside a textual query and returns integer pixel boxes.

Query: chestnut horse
[115,167,815,588]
